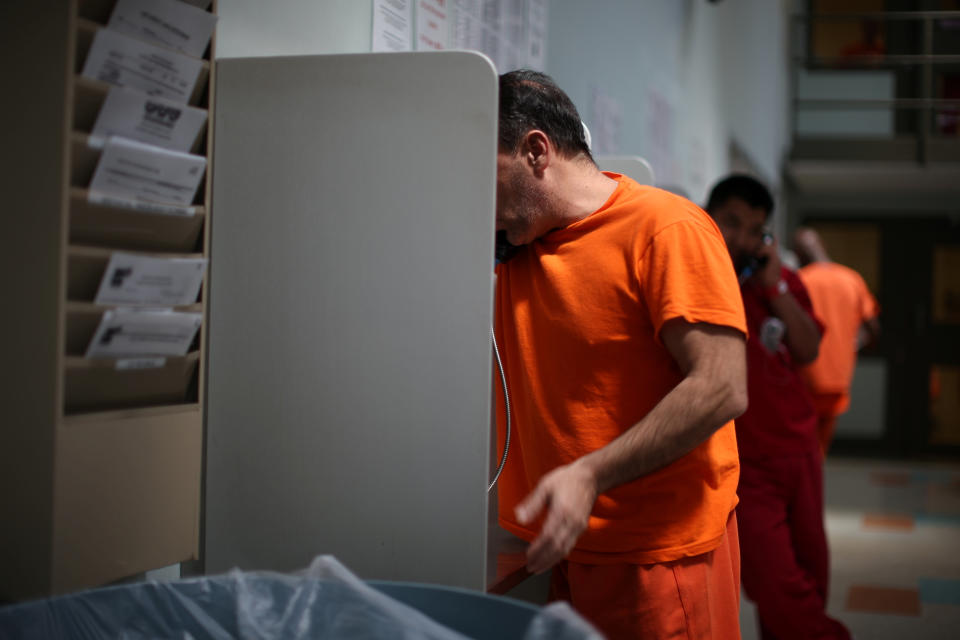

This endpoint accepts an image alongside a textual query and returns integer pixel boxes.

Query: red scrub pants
[737,451,851,640]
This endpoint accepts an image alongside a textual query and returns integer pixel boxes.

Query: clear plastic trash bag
[0,555,603,639]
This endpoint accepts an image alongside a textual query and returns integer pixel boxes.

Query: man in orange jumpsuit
[494,70,748,638]
[793,227,880,453]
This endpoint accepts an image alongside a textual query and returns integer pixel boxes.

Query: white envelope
[89,136,207,206]
[85,308,202,358]
[94,252,207,306]
[92,87,208,152]
[81,28,203,103]
[108,0,218,58]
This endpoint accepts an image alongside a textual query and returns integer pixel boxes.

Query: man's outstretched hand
[515,460,599,574]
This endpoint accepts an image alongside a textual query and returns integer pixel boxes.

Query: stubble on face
[496,153,556,246]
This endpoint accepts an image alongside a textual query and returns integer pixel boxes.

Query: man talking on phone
[706,175,851,640]
[494,71,748,639]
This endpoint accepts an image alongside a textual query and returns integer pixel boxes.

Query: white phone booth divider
[205,52,499,590]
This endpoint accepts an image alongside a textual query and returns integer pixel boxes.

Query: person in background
[793,227,881,454]
[706,175,851,640]
[494,69,748,638]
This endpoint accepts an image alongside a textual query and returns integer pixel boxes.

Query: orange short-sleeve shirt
[494,174,747,564]
[798,262,879,394]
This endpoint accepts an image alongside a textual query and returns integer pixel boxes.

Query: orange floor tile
[862,513,916,531]
[845,585,922,616]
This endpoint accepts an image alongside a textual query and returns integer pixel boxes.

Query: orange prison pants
[548,512,741,639]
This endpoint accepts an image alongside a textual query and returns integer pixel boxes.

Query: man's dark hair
[705,174,774,218]
[499,69,594,163]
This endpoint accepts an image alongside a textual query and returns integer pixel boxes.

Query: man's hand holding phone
[752,232,782,291]
[747,231,822,362]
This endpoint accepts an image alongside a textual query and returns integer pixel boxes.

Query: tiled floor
[740,457,960,640]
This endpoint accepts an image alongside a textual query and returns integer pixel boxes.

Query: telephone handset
[738,232,773,283]
[494,230,520,264]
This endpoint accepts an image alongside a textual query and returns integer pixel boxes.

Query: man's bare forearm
[575,324,746,495]
[514,322,746,574]
[577,368,744,495]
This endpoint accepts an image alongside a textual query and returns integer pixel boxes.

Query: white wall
[545,0,792,203]
[716,0,792,187]
[216,0,372,58]
[215,0,793,204]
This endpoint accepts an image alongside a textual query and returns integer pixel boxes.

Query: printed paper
[108,0,217,58]
[372,0,412,52]
[94,252,207,306]
[85,308,202,358]
[92,87,207,152]
[81,28,203,103]
[89,136,207,206]
[416,0,447,51]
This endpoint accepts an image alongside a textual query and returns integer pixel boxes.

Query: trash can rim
[368,579,542,612]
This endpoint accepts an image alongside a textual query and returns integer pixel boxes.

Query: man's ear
[522,130,551,174]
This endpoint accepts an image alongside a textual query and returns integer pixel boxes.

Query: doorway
[802,216,960,458]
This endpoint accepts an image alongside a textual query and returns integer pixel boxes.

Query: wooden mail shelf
[78,0,121,24]
[70,132,100,187]
[70,188,207,252]
[51,404,203,592]
[64,352,200,415]
[74,76,109,132]
[0,0,215,599]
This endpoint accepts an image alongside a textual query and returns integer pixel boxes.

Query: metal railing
[791,10,960,164]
